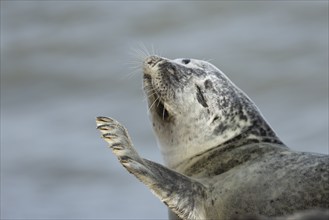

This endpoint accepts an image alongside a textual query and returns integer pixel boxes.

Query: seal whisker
[126,48,147,79]
[126,61,143,69]
[143,87,157,95]
[147,95,160,115]
[132,42,151,59]
[201,58,213,63]
[142,86,157,100]
[162,101,166,120]
[154,47,163,58]
[151,43,155,57]
[149,44,162,58]
[142,84,156,93]
[129,45,148,63]
[142,91,157,102]
[139,42,150,57]
[142,84,157,96]
[125,68,141,80]
[145,91,157,100]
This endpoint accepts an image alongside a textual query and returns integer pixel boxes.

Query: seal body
[96,55,329,219]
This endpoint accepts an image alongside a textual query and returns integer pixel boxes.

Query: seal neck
[174,141,287,176]
[164,118,285,172]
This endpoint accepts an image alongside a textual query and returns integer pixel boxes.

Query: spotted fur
[96,56,329,220]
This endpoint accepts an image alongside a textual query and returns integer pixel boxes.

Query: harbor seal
[96,55,329,219]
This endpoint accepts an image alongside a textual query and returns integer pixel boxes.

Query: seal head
[143,56,283,169]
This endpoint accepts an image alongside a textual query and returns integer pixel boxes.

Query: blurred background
[1,1,328,219]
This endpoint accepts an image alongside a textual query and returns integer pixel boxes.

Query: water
[1,1,328,219]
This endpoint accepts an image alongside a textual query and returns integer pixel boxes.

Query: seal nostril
[146,56,161,67]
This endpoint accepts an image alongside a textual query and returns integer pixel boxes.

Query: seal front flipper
[96,116,142,164]
[96,116,207,220]
[142,159,207,220]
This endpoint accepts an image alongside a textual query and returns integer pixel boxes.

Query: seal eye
[182,59,190,65]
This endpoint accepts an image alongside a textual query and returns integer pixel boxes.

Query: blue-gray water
[1,1,328,219]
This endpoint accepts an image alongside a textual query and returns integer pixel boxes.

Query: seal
[96,55,329,220]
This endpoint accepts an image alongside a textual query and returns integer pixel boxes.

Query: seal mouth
[144,74,170,121]
[154,95,170,120]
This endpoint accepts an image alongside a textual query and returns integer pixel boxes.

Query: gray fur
[96,55,329,219]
